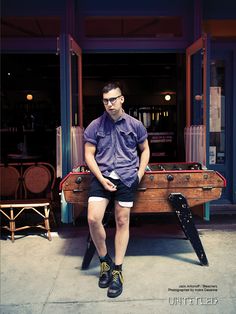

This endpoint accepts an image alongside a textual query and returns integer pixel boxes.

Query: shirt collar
[104,109,126,123]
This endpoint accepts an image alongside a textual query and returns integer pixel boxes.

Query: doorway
[1,54,60,165]
[82,52,186,162]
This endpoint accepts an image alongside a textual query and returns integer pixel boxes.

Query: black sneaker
[107,270,124,298]
[98,260,113,288]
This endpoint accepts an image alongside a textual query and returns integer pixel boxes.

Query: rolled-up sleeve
[137,121,148,144]
[84,120,98,145]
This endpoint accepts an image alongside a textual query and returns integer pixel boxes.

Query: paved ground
[1,213,236,314]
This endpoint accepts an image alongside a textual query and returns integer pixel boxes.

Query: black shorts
[88,176,139,202]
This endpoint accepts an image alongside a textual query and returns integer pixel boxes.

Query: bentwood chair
[0,162,56,242]
[0,165,21,199]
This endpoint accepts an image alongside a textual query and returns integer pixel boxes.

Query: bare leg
[114,202,131,265]
[87,199,109,257]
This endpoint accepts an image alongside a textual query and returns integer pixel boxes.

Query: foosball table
[60,162,226,269]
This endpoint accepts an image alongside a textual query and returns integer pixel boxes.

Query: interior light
[26,94,33,101]
[165,94,171,101]
[195,95,202,101]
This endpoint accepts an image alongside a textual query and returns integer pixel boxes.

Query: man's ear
[121,96,125,103]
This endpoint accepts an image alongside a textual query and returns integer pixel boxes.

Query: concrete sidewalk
[1,214,236,314]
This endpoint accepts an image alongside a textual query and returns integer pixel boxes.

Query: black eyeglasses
[102,95,122,105]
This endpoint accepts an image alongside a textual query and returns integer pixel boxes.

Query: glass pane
[191,51,204,125]
[1,53,60,164]
[209,60,225,164]
[71,54,79,126]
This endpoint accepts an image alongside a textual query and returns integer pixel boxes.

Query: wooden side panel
[63,186,223,213]
[62,171,225,191]
[139,171,225,189]
[63,190,88,204]
[61,170,225,214]
[62,173,92,191]
[132,187,222,213]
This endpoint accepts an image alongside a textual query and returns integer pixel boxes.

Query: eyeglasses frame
[102,95,122,106]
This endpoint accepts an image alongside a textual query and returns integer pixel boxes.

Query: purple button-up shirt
[84,111,148,187]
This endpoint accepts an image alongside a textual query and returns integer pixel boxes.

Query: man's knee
[87,210,104,226]
[115,209,130,228]
[87,198,108,226]
[87,214,98,226]
[116,216,129,228]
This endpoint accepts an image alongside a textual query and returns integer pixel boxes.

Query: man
[84,81,150,298]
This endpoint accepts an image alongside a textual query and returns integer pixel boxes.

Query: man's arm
[137,139,150,182]
[84,142,117,191]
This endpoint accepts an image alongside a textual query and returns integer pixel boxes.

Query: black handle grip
[73,189,84,193]
[137,187,147,191]
[167,174,174,181]
[75,176,82,184]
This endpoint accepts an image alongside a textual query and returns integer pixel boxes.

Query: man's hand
[137,172,142,183]
[101,177,117,191]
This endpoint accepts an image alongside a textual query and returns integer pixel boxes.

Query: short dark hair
[102,81,123,94]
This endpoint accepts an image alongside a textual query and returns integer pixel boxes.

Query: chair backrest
[0,165,21,199]
[22,163,56,200]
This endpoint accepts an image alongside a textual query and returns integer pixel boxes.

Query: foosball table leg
[81,204,114,270]
[168,193,209,266]
[81,234,96,270]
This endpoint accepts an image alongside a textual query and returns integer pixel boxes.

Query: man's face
[102,88,124,120]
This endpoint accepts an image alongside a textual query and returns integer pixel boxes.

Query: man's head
[102,81,125,120]
[102,81,123,95]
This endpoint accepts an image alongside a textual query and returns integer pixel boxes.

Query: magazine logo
[169,297,218,306]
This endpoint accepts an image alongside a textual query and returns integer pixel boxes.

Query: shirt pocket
[119,130,137,149]
[96,131,111,150]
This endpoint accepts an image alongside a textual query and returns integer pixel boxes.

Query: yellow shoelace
[112,270,124,284]
[100,262,110,275]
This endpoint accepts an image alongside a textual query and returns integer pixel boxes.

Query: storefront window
[209,60,225,164]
